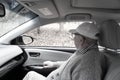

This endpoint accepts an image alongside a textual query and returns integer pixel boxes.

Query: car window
[23,22,83,47]
[0,0,37,37]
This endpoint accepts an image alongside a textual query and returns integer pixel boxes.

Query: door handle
[29,52,40,57]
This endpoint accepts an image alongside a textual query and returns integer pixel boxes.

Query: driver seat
[99,19,120,80]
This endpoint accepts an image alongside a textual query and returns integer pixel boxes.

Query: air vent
[65,14,91,21]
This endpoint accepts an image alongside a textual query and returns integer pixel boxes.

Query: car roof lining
[18,0,120,9]
[71,0,120,9]
[16,0,120,22]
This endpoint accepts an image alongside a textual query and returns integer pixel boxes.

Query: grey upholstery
[99,19,120,49]
[104,51,120,80]
[99,19,120,80]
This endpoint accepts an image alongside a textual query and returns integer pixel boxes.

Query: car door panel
[23,48,72,66]
[22,47,74,76]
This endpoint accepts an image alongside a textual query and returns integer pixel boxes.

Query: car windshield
[0,0,37,37]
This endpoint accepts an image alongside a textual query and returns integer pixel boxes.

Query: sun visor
[17,0,59,18]
[72,0,120,9]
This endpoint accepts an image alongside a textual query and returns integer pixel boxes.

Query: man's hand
[43,61,65,68]
[43,61,55,68]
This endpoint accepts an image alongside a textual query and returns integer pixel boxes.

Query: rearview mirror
[0,3,5,17]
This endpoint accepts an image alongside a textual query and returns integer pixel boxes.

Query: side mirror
[0,3,5,17]
[11,35,34,45]
[22,35,34,45]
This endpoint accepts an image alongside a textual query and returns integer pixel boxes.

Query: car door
[21,46,74,76]
[14,22,79,76]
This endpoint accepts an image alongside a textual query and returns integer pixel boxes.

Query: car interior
[0,0,120,80]
[99,19,120,80]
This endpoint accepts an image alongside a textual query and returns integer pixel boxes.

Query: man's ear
[81,37,86,46]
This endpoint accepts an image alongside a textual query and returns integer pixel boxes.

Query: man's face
[73,34,84,49]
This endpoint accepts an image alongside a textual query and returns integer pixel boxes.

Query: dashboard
[0,45,24,77]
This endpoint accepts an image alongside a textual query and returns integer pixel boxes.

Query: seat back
[98,19,120,80]
[99,19,120,49]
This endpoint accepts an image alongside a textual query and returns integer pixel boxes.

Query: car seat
[99,19,120,80]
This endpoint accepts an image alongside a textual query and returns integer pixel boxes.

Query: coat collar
[75,43,98,55]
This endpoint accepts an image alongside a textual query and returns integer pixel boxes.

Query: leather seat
[99,19,120,80]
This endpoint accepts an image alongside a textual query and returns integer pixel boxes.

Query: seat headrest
[99,19,120,49]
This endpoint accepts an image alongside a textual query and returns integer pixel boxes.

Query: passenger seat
[99,19,120,80]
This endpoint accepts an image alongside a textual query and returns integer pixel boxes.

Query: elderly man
[23,22,106,80]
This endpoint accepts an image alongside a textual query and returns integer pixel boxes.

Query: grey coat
[46,45,106,80]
